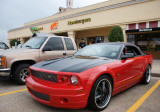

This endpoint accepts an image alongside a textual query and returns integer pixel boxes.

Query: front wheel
[88,75,112,111]
[13,64,30,85]
[141,64,151,84]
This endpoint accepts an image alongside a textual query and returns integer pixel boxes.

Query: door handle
[63,53,67,55]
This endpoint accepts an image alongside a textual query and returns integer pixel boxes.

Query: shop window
[64,38,74,50]
[45,37,64,50]
[150,37,160,52]
[88,36,104,45]
[127,35,135,44]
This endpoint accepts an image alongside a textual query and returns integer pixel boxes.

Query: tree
[108,26,124,42]
[10,39,19,47]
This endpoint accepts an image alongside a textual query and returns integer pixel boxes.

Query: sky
[0,0,108,44]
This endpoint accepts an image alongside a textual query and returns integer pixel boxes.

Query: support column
[20,38,25,45]
[120,25,127,43]
[68,31,76,40]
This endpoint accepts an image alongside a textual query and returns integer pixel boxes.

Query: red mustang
[26,43,152,111]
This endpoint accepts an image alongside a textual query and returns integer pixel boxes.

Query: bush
[108,26,124,42]
[10,39,19,47]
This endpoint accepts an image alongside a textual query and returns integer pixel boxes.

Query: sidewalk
[151,60,160,77]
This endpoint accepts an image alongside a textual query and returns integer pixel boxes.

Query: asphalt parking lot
[0,76,160,112]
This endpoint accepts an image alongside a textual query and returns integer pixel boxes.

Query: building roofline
[8,0,150,32]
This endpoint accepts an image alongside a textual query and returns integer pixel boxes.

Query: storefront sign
[139,28,152,32]
[68,18,91,25]
[30,27,43,33]
[126,27,160,33]
[38,27,43,31]
[50,22,58,31]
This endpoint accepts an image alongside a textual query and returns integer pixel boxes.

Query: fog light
[70,76,78,85]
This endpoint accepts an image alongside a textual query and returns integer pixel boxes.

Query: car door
[40,37,66,61]
[63,37,77,56]
[119,45,141,91]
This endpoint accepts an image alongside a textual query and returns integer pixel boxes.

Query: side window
[4,44,8,49]
[0,43,6,49]
[125,46,142,56]
[45,37,64,50]
[64,38,74,50]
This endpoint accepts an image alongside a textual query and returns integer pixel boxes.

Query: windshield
[22,37,47,49]
[74,44,122,59]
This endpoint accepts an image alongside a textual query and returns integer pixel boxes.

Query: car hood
[32,56,117,73]
[0,48,39,56]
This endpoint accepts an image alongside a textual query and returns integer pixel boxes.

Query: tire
[141,64,151,84]
[12,64,30,85]
[87,75,112,111]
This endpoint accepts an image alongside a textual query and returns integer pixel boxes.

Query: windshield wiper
[25,45,32,49]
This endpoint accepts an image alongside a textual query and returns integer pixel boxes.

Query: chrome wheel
[19,68,30,82]
[94,79,112,109]
[146,66,151,83]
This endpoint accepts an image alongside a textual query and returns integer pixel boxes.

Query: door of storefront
[127,32,160,59]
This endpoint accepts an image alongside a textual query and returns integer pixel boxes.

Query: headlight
[70,76,78,85]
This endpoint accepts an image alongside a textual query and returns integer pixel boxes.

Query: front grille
[31,70,58,83]
[29,88,50,101]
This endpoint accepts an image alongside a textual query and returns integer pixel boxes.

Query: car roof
[35,33,72,39]
[94,42,137,47]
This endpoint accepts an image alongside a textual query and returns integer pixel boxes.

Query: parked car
[0,42,9,51]
[0,33,77,84]
[26,43,152,111]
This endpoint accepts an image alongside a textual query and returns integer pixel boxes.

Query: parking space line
[126,80,160,112]
[0,88,27,96]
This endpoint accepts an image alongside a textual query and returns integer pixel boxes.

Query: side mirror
[121,53,134,60]
[42,46,52,52]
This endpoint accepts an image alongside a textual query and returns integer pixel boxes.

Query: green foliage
[10,39,19,47]
[108,26,124,42]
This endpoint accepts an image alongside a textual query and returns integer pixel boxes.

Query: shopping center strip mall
[8,0,160,59]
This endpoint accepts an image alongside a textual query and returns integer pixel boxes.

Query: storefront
[126,21,160,59]
[8,0,160,59]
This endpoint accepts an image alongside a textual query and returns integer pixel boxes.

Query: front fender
[80,65,117,98]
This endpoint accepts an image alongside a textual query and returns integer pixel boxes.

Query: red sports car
[26,43,152,111]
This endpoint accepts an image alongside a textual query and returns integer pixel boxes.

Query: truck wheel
[13,64,30,85]
[87,75,112,111]
[141,64,151,84]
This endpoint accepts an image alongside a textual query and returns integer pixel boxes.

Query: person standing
[79,39,86,49]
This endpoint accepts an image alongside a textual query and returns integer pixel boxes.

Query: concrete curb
[151,73,160,77]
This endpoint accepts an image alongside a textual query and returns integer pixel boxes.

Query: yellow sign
[68,18,91,25]
[38,27,43,31]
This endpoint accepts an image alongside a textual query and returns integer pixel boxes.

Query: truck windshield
[74,44,122,59]
[22,37,47,49]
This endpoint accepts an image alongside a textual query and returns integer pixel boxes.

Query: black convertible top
[91,42,144,56]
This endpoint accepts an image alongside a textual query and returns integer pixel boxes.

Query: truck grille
[29,88,50,101]
[31,70,58,83]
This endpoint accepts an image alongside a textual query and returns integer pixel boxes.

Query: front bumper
[26,76,88,109]
[0,68,10,76]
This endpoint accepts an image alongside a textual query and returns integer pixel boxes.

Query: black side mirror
[42,46,52,52]
[121,53,134,60]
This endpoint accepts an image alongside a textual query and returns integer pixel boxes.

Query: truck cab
[0,33,77,84]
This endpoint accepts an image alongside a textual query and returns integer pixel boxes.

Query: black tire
[12,64,30,85]
[141,64,151,84]
[87,75,112,111]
